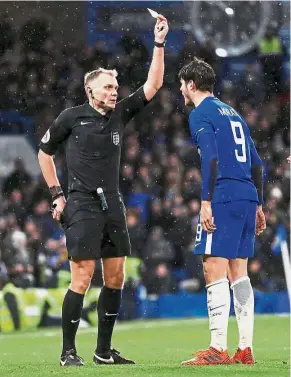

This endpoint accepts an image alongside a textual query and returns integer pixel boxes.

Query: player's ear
[188,80,196,92]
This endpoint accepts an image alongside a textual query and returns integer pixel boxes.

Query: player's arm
[249,136,266,235]
[38,109,72,220]
[143,14,168,101]
[190,113,218,233]
[199,131,219,233]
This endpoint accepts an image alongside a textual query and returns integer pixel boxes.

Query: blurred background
[0,1,290,331]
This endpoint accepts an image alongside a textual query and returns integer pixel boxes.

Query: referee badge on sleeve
[41,129,50,143]
[112,132,120,146]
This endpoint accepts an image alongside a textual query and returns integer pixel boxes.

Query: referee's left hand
[52,196,66,221]
[200,201,216,233]
[154,14,169,42]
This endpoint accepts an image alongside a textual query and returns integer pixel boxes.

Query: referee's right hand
[52,196,66,221]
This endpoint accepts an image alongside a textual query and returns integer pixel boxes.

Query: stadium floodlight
[225,7,234,16]
[215,48,228,57]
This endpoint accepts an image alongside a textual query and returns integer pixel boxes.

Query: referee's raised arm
[143,14,169,101]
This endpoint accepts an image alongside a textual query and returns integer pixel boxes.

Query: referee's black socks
[62,289,84,353]
[96,286,122,354]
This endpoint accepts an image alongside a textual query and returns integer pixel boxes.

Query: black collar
[84,102,112,120]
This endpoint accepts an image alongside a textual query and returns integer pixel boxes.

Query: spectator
[258,26,283,98]
[5,189,26,227]
[120,163,134,201]
[24,218,44,287]
[126,209,146,257]
[142,226,175,265]
[2,158,32,197]
[140,262,178,295]
[237,63,265,104]
[2,230,34,288]
[248,259,268,292]
[148,198,164,228]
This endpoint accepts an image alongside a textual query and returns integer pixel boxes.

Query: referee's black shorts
[61,191,131,260]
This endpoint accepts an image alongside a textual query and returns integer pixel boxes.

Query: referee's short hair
[84,68,118,87]
[178,57,216,92]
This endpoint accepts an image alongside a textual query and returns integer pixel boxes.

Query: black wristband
[52,192,64,202]
[49,186,64,201]
[154,40,166,48]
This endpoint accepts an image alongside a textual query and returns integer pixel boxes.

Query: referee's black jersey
[39,86,150,195]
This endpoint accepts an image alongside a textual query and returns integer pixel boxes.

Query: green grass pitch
[1,315,289,377]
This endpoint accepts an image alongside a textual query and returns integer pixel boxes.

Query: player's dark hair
[178,57,216,92]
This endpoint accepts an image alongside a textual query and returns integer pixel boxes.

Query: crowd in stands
[0,18,289,296]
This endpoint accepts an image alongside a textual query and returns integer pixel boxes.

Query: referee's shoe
[93,348,135,365]
[60,349,84,366]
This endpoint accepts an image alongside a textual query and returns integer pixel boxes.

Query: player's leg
[182,202,243,366]
[228,258,255,364]
[228,201,257,364]
[203,256,231,351]
[182,255,232,366]
[61,258,95,366]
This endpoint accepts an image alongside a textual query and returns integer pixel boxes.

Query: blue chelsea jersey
[189,96,260,203]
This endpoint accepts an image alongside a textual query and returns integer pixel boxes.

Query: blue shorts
[194,200,257,259]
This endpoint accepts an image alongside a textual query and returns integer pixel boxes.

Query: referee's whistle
[97,187,108,211]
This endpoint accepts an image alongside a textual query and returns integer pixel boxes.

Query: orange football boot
[181,347,232,366]
[231,347,255,364]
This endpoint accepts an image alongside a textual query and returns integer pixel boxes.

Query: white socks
[206,278,230,351]
[231,276,254,350]
[206,276,254,351]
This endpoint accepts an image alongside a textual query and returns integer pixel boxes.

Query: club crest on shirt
[41,129,50,143]
[112,132,120,146]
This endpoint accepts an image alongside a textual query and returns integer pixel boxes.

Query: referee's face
[180,79,193,107]
[89,74,119,110]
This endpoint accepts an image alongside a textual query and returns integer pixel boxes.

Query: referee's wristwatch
[154,40,166,48]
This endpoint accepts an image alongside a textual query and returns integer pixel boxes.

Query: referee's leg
[94,256,135,364]
[97,257,125,353]
[60,258,95,366]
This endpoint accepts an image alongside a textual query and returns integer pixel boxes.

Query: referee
[38,15,168,366]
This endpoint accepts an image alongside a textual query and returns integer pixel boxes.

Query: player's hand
[154,14,168,42]
[51,196,66,221]
[255,205,266,236]
[200,201,216,233]
[287,156,291,163]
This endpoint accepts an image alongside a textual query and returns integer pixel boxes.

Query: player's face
[180,79,193,106]
[88,74,119,110]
